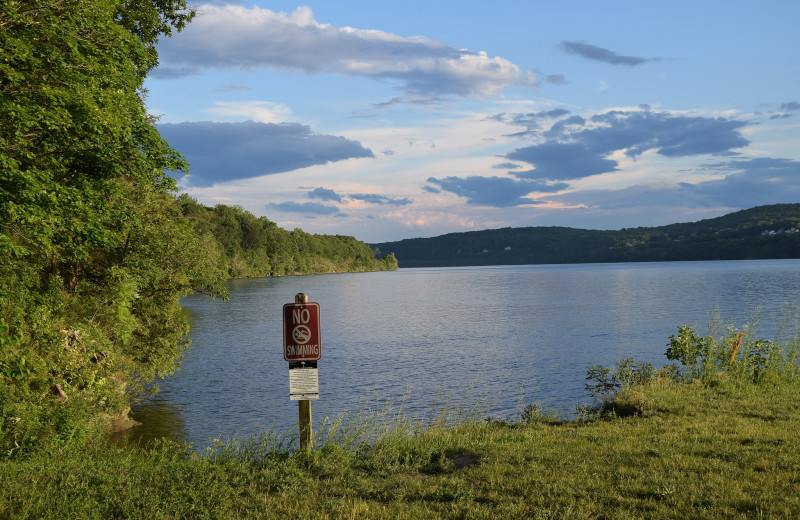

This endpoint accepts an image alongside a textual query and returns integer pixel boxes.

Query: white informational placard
[289,366,319,400]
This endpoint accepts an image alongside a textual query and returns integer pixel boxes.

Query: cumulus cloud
[350,194,412,206]
[426,176,567,207]
[550,157,800,212]
[203,101,292,123]
[426,108,756,209]
[307,187,411,206]
[497,108,573,137]
[159,121,374,187]
[267,201,341,216]
[558,41,660,66]
[505,109,749,181]
[769,113,792,120]
[508,143,620,180]
[678,157,800,207]
[545,73,569,85]
[308,187,343,203]
[770,101,800,119]
[493,162,523,170]
[155,4,536,99]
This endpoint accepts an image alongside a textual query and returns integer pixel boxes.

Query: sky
[147,0,800,243]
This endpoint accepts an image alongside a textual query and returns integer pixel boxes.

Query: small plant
[585,365,617,400]
[585,358,655,401]
[665,325,709,372]
[519,402,558,425]
[582,358,657,418]
[614,358,656,388]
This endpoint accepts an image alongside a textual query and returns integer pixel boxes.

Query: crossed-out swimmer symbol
[292,325,312,344]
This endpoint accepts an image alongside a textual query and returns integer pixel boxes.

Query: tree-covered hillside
[179,196,397,278]
[372,204,800,267]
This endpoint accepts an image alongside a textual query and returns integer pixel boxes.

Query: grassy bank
[1,379,798,519]
[3,311,800,519]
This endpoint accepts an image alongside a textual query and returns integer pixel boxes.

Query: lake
[121,260,800,448]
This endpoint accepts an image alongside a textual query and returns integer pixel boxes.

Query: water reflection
[111,399,188,447]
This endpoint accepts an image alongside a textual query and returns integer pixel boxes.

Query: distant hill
[371,204,800,268]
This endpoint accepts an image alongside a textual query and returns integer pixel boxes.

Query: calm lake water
[121,260,800,448]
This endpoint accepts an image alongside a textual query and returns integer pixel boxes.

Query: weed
[519,402,559,425]
[585,358,656,403]
[665,307,800,385]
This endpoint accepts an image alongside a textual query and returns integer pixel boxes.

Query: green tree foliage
[176,197,398,278]
[0,0,229,457]
[0,0,396,457]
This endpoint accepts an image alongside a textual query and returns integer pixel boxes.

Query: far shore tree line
[179,196,397,279]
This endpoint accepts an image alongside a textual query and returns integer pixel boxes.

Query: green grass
[1,379,799,519]
[3,310,800,519]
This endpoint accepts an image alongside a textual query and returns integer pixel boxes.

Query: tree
[0,0,229,456]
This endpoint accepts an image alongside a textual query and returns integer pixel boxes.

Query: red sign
[283,302,321,361]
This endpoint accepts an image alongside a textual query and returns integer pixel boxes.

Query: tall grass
[204,383,496,464]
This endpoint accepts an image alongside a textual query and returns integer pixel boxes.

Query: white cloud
[155,4,536,99]
[203,101,292,123]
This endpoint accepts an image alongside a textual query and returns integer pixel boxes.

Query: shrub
[666,307,800,385]
[585,358,656,401]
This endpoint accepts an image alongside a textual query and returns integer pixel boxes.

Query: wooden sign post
[283,293,321,451]
[298,399,312,451]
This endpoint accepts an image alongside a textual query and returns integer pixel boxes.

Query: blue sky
[148,1,800,242]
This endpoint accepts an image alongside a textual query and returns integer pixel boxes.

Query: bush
[585,358,656,401]
[666,307,800,385]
